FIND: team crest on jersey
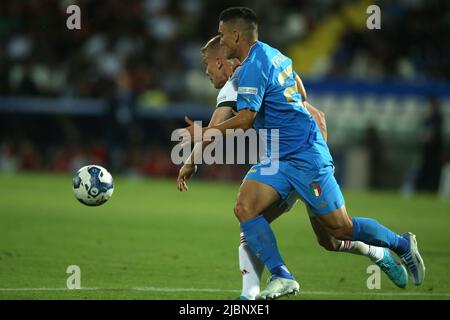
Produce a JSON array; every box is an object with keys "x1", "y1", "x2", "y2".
[{"x1": 310, "y1": 182, "x2": 322, "y2": 197}]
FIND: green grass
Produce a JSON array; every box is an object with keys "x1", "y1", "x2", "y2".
[{"x1": 0, "y1": 172, "x2": 449, "y2": 299}]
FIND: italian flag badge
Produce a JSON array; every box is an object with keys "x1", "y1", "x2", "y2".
[{"x1": 310, "y1": 182, "x2": 322, "y2": 197}]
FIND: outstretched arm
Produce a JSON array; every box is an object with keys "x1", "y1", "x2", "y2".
[
  {"x1": 208, "y1": 108, "x2": 256, "y2": 133},
  {"x1": 181, "y1": 108, "x2": 257, "y2": 144},
  {"x1": 177, "y1": 106, "x2": 234, "y2": 191},
  {"x1": 183, "y1": 107, "x2": 234, "y2": 165}
]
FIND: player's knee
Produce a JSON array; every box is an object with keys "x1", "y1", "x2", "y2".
[
  {"x1": 234, "y1": 201, "x2": 252, "y2": 222},
  {"x1": 328, "y1": 225, "x2": 353, "y2": 240},
  {"x1": 317, "y1": 238, "x2": 339, "y2": 251}
]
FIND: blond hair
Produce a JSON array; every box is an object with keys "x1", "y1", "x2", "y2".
[{"x1": 201, "y1": 35, "x2": 221, "y2": 54}]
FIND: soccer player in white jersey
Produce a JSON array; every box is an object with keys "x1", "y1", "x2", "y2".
[{"x1": 177, "y1": 35, "x2": 408, "y2": 300}]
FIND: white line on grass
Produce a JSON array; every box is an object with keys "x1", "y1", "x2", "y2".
[{"x1": 0, "y1": 287, "x2": 448, "y2": 297}]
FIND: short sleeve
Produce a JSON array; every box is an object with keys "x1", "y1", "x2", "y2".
[
  {"x1": 216, "y1": 79, "x2": 237, "y2": 110},
  {"x1": 236, "y1": 60, "x2": 267, "y2": 112}
]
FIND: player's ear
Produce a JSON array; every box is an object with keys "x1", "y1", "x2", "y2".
[
  {"x1": 216, "y1": 57, "x2": 223, "y2": 70},
  {"x1": 233, "y1": 30, "x2": 240, "y2": 43}
]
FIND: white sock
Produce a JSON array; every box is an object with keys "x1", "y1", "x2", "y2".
[
  {"x1": 338, "y1": 240, "x2": 384, "y2": 262},
  {"x1": 239, "y1": 232, "x2": 264, "y2": 300}
]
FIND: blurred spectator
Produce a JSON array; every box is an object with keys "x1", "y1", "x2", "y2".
[
  {"x1": 0, "y1": 139, "x2": 19, "y2": 173},
  {"x1": 19, "y1": 140, "x2": 42, "y2": 170},
  {"x1": 416, "y1": 97, "x2": 444, "y2": 192},
  {"x1": 329, "y1": 1, "x2": 449, "y2": 81},
  {"x1": 364, "y1": 124, "x2": 384, "y2": 189},
  {"x1": 0, "y1": 0, "x2": 447, "y2": 100},
  {"x1": 0, "y1": 0, "x2": 448, "y2": 186}
]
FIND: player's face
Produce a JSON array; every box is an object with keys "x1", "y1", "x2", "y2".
[
  {"x1": 202, "y1": 53, "x2": 228, "y2": 89},
  {"x1": 218, "y1": 21, "x2": 237, "y2": 59}
]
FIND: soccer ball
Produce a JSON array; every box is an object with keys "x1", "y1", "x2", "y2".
[{"x1": 72, "y1": 165, "x2": 114, "y2": 206}]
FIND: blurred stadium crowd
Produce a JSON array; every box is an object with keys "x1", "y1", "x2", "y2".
[
  {"x1": 1, "y1": 0, "x2": 448, "y2": 98},
  {"x1": 0, "y1": 0, "x2": 449, "y2": 191}
]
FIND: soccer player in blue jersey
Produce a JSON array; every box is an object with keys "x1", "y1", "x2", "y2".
[
  {"x1": 178, "y1": 35, "x2": 410, "y2": 300},
  {"x1": 179, "y1": 8, "x2": 425, "y2": 299}
]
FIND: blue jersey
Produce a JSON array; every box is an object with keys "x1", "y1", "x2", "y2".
[{"x1": 236, "y1": 41, "x2": 332, "y2": 167}]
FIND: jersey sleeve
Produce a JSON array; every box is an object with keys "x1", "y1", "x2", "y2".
[
  {"x1": 236, "y1": 59, "x2": 267, "y2": 112},
  {"x1": 216, "y1": 80, "x2": 237, "y2": 110}
]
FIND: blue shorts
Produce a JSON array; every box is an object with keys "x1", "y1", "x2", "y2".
[{"x1": 244, "y1": 160, "x2": 345, "y2": 215}]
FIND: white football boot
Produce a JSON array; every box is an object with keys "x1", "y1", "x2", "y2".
[{"x1": 256, "y1": 276, "x2": 300, "y2": 300}]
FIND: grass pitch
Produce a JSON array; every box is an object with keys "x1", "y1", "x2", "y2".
[{"x1": 0, "y1": 172, "x2": 449, "y2": 300}]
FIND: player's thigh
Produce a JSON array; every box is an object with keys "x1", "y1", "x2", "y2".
[
  {"x1": 236, "y1": 162, "x2": 293, "y2": 222},
  {"x1": 235, "y1": 179, "x2": 281, "y2": 222},
  {"x1": 285, "y1": 163, "x2": 353, "y2": 238}
]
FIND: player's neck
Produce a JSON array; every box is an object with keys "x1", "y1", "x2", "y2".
[
  {"x1": 231, "y1": 62, "x2": 240, "y2": 74},
  {"x1": 239, "y1": 40, "x2": 258, "y2": 62}
]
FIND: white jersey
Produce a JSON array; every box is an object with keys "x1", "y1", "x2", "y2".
[{"x1": 215, "y1": 66, "x2": 240, "y2": 110}]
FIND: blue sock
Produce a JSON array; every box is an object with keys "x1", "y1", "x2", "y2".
[
  {"x1": 241, "y1": 215, "x2": 294, "y2": 280},
  {"x1": 270, "y1": 265, "x2": 295, "y2": 280},
  {"x1": 352, "y1": 217, "x2": 410, "y2": 256}
]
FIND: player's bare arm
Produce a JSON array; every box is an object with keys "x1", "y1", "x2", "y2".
[
  {"x1": 181, "y1": 108, "x2": 256, "y2": 143},
  {"x1": 293, "y1": 73, "x2": 327, "y2": 142},
  {"x1": 294, "y1": 73, "x2": 307, "y2": 101},
  {"x1": 304, "y1": 101, "x2": 327, "y2": 142},
  {"x1": 208, "y1": 108, "x2": 256, "y2": 132},
  {"x1": 177, "y1": 106, "x2": 234, "y2": 191}
]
